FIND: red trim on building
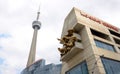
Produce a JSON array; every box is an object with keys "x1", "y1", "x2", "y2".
[{"x1": 80, "y1": 11, "x2": 119, "y2": 32}]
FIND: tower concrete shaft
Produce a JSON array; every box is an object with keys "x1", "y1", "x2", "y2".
[{"x1": 27, "y1": 27, "x2": 39, "y2": 67}]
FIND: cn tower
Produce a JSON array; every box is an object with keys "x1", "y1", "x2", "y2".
[{"x1": 26, "y1": 7, "x2": 41, "y2": 67}]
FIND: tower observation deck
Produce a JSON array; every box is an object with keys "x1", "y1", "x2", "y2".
[{"x1": 26, "y1": 8, "x2": 41, "y2": 67}]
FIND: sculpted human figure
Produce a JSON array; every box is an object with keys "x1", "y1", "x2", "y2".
[
  {"x1": 58, "y1": 37, "x2": 68, "y2": 56},
  {"x1": 58, "y1": 29, "x2": 77, "y2": 56}
]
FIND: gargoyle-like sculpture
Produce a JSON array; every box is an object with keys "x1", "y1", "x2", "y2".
[{"x1": 58, "y1": 29, "x2": 77, "y2": 56}]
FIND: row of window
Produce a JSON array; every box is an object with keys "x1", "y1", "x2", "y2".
[
  {"x1": 94, "y1": 39, "x2": 115, "y2": 52},
  {"x1": 66, "y1": 58, "x2": 120, "y2": 74},
  {"x1": 65, "y1": 29, "x2": 119, "y2": 74},
  {"x1": 101, "y1": 57, "x2": 120, "y2": 74},
  {"x1": 66, "y1": 61, "x2": 88, "y2": 74},
  {"x1": 109, "y1": 29, "x2": 120, "y2": 38},
  {"x1": 91, "y1": 28, "x2": 120, "y2": 45},
  {"x1": 90, "y1": 29, "x2": 110, "y2": 41},
  {"x1": 109, "y1": 30, "x2": 120, "y2": 45}
]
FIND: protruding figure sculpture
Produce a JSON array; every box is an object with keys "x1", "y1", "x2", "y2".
[{"x1": 58, "y1": 29, "x2": 77, "y2": 56}]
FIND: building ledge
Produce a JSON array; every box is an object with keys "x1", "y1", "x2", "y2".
[{"x1": 60, "y1": 42, "x2": 83, "y2": 62}]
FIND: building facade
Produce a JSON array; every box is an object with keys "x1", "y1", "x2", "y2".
[
  {"x1": 59, "y1": 7, "x2": 120, "y2": 74},
  {"x1": 21, "y1": 59, "x2": 62, "y2": 74}
]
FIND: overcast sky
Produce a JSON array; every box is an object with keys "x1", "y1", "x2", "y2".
[{"x1": 0, "y1": 0, "x2": 120, "y2": 74}]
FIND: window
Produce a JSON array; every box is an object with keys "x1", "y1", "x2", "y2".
[
  {"x1": 118, "y1": 47, "x2": 120, "y2": 50},
  {"x1": 91, "y1": 29, "x2": 110, "y2": 41},
  {"x1": 66, "y1": 61, "x2": 89, "y2": 74},
  {"x1": 109, "y1": 29, "x2": 120, "y2": 37},
  {"x1": 101, "y1": 57, "x2": 120, "y2": 74},
  {"x1": 113, "y1": 38, "x2": 120, "y2": 45},
  {"x1": 95, "y1": 40, "x2": 115, "y2": 52}
]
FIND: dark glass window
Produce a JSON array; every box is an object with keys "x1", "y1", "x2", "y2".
[
  {"x1": 95, "y1": 40, "x2": 115, "y2": 52},
  {"x1": 101, "y1": 57, "x2": 120, "y2": 74},
  {"x1": 66, "y1": 61, "x2": 89, "y2": 74},
  {"x1": 109, "y1": 29, "x2": 120, "y2": 37},
  {"x1": 113, "y1": 38, "x2": 120, "y2": 45},
  {"x1": 91, "y1": 29, "x2": 110, "y2": 41},
  {"x1": 118, "y1": 47, "x2": 120, "y2": 50}
]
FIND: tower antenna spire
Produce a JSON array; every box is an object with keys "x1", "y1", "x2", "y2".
[{"x1": 36, "y1": 4, "x2": 41, "y2": 21}]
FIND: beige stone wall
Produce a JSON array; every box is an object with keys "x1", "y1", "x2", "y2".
[
  {"x1": 61, "y1": 8, "x2": 78, "y2": 37},
  {"x1": 60, "y1": 7, "x2": 120, "y2": 74}
]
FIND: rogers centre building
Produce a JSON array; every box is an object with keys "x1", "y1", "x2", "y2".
[{"x1": 60, "y1": 7, "x2": 120, "y2": 74}]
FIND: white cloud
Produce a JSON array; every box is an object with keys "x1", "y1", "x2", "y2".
[{"x1": 0, "y1": 0, "x2": 120, "y2": 74}]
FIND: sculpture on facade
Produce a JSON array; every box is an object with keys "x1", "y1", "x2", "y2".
[{"x1": 58, "y1": 29, "x2": 77, "y2": 56}]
